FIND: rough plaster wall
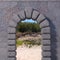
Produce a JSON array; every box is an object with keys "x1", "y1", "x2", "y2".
[
  {"x1": 0, "y1": 1, "x2": 60, "y2": 60},
  {"x1": 0, "y1": 0, "x2": 60, "y2": 1},
  {"x1": 0, "y1": 2, "x2": 17, "y2": 60}
]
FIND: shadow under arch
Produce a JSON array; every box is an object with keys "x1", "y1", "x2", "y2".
[{"x1": 46, "y1": 17, "x2": 57, "y2": 60}]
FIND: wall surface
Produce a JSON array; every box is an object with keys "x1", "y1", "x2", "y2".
[{"x1": 0, "y1": 1, "x2": 60, "y2": 60}]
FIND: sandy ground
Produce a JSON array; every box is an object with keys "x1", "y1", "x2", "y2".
[{"x1": 16, "y1": 45, "x2": 42, "y2": 60}]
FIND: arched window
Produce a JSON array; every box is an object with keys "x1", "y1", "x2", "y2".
[{"x1": 8, "y1": 8, "x2": 51, "y2": 60}]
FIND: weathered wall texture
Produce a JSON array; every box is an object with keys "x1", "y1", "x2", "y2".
[{"x1": 0, "y1": 1, "x2": 60, "y2": 60}]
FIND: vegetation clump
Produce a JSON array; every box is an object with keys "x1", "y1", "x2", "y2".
[
  {"x1": 16, "y1": 22, "x2": 41, "y2": 48},
  {"x1": 16, "y1": 39, "x2": 41, "y2": 48},
  {"x1": 16, "y1": 22, "x2": 41, "y2": 33}
]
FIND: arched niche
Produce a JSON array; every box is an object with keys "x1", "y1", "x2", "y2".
[{"x1": 8, "y1": 7, "x2": 51, "y2": 60}]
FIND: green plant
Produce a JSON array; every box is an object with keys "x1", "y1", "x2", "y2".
[
  {"x1": 16, "y1": 39, "x2": 41, "y2": 47},
  {"x1": 16, "y1": 40, "x2": 23, "y2": 47},
  {"x1": 16, "y1": 22, "x2": 41, "y2": 33}
]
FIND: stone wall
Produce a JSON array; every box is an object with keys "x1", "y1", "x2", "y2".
[{"x1": 0, "y1": 1, "x2": 60, "y2": 60}]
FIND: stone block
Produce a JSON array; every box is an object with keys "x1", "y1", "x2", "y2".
[
  {"x1": 40, "y1": 19, "x2": 49, "y2": 28},
  {"x1": 9, "y1": 20, "x2": 17, "y2": 27},
  {"x1": 8, "y1": 40, "x2": 15, "y2": 45},
  {"x1": 41, "y1": 27, "x2": 50, "y2": 34},
  {"x1": 8, "y1": 58, "x2": 15, "y2": 60},
  {"x1": 37, "y1": 14, "x2": 45, "y2": 23},
  {"x1": 8, "y1": 46, "x2": 15, "y2": 51},
  {"x1": 8, "y1": 27, "x2": 16, "y2": 33},
  {"x1": 42, "y1": 58, "x2": 51, "y2": 60},
  {"x1": 8, "y1": 34, "x2": 16, "y2": 39},
  {"x1": 25, "y1": 7, "x2": 33, "y2": 19},
  {"x1": 8, "y1": 51, "x2": 16, "y2": 56},
  {"x1": 13, "y1": 14, "x2": 21, "y2": 23},
  {"x1": 42, "y1": 34, "x2": 50, "y2": 39},
  {"x1": 18, "y1": 10, "x2": 25, "y2": 20},
  {"x1": 32, "y1": 10, "x2": 40, "y2": 20},
  {"x1": 42, "y1": 46, "x2": 51, "y2": 50},
  {"x1": 42, "y1": 40, "x2": 51, "y2": 45},
  {"x1": 42, "y1": 51, "x2": 51, "y2": 56}
]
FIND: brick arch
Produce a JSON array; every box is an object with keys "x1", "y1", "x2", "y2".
[{"x1": 8, "y1": 8, "x2": 51, "y2": 60}]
